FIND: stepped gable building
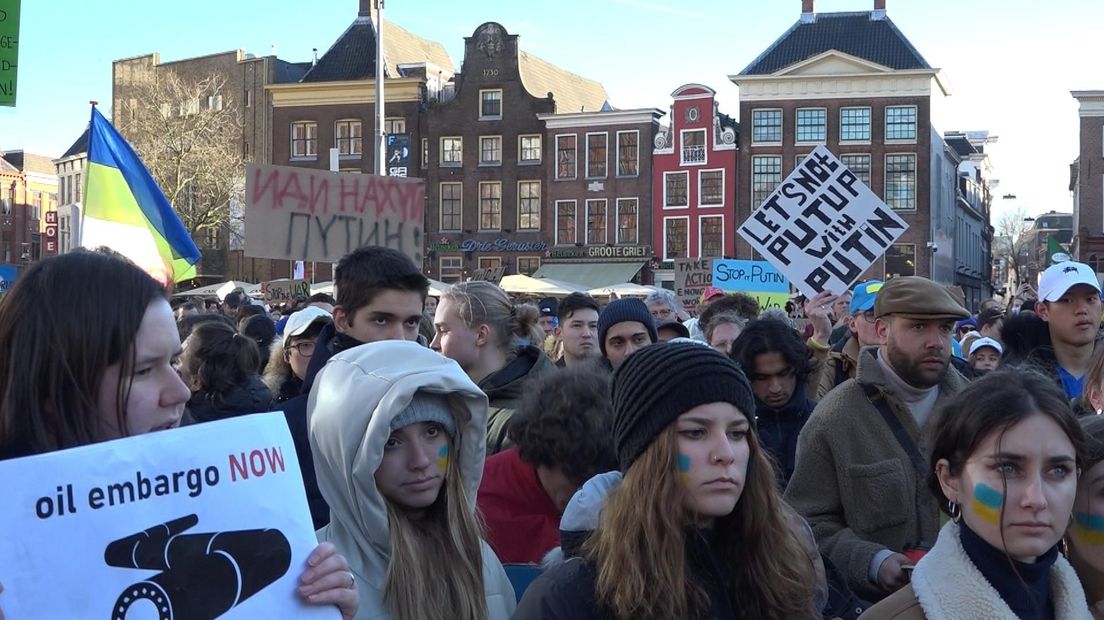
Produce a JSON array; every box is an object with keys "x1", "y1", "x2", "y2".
[
  {"x1": 731, "y1": 0, "x2": 961, "y2": 284},
  {"x1": 423, "y1": 22, "x2": 608, "y2": 283}
]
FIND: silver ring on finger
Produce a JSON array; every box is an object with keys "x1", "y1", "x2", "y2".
[{"x1": 348, "y1": 571, "x2": 356, "y2": 589}]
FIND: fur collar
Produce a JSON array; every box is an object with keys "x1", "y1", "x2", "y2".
[{"x1": 912, "y1": 522, "x2": 1091, "y2": 620}]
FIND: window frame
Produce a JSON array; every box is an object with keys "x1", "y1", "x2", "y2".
[
  {"x1": 517, "y1": 180, "x2": 542, "y2": 231},
  {"x1": 478, "y1": 181, "x2": 503, "y2": 231},
  {"x1": 518, "y1": 134, "x2": 542, "y2": 165},
  {"x1": 751, "y1": 108, "x2": 783, "y2": 145},
  {"x1": 884, "y1": 243, "x2": 917, "y2": 277},
  {"x1": 479, "y1": 135, "x2": 503, "y2": 166},
  {"x1": 840, "y1": 106, "x2": 872, "y2": 143},
  {"x1": 616, "y1": 130, "x2": 640, "y2": 177},
  {"x1": 615, "y1": 197, "x2": 639, "y2": 245},
  {"x1": 585, "y1": 198, "x2": 609, "y2": 245},
  {"x1": 663, "y1": 216, "x2": 690, "y2": 261},
  {"x1": 840, "y1": 154, "x2": 872, "y2": 189},
  {"x1": 664, "y1": 171, "x2": 689, "y2": 209},
  {"x1": 680, "y1": 128, "x2": 708, "y2": 166},
  {"x1": 439, "y1": 182, "x2": 463, "y2": 232},
  {"x1": 699, "y1": 214, "x2": 725, "y2": 258},
  {"x1": 884, "y1": 153, "x2": 917, "y2": 211},
  {"x1": 698, "y1": 169, "x2": 725, "y2": 207},
  {"x1": 555, "y1": 134, "x2": 577, "y2": 180},
  {"x1": 290, "y1": 121, "x2": 318, "y2": 160},
  {"x1": 885, "y1": 105, "x2": 918, "y2": 142},
  {"x1": 479, "y1": 89, "x2": 503, "y2": 120},
  {"x1": 751, "y1": 155, "x2": 783, "y2": 209},
  {"x1": 795, "y1": 107, "x2": 827, "y2": 144},
  {"x1": 586, "y1": 132, "x2": 608, "y2": 179},
  {"x1": 440, "y1": 136, "x2": 463, "y2": 167},
  {"x1": 334, "y1": 119, "x2": 363, "y2": 158},
  {"x1": 517, "y1": 256, "x2": 541, "y2": 276},
  {"x1": 555, "y1": 200, "x2": 578, "y2": 246},
  {"x1": 439, "y1": 256, "x2": 463, "y2": 283}
]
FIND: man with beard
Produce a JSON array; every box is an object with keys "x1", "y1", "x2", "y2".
[{"x1": 784, "y1": 276, "x2": 970, "y2": 602}]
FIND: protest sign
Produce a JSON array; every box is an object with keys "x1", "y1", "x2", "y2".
[
  {"x1": 674, "y1": 257, "x2": 713, "y2": 311},
  {"x1": 711, "y1": 259, "x2": 790, "y2": 312},
  {"x1": 0, "y1": 413, "x2": 337, "y2": 619},
  {"x1": 738, "y1": 145, "x2": 908, "y2": 296},
  {"x1": 262, "y1": 278, "x2": 311, "y2": 304},
  {"x1": 245, "y1": 163, "x2": 425, "y2": 267}
]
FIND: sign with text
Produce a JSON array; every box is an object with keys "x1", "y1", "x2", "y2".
[
  {"x1": 712, "y1": 259, "x2": 790, "y2": 315},
  {"x1": 0, "y1": 263, "x2": 15, "y2": 293},
  {"x1": 0, "y1": 413, "x2": 336, "y2": 619},
  {"x1": 0, "y1": 0, "x2": 18, "y2": 106},
  {"x1": 262, "y1": 278, "x2": 310, "y2": 303},
  {"x1": 386, "y1": 134, "x2": 411, "y2": 178},
  {"x1": 245, "y1": 163, "x2": 425, "y2": 267},
  {"x1": 674, "y1": 257, "x2": 713, "y2": 311},
  {"x1": 737, "y1": 145, "x2": 908, "y2": 296}
]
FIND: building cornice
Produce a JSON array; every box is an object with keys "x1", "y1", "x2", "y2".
[
  {"x1": 1072, "y1": 91, "x2": 1104, "y2": 117},
  {"x1": 268, "y1": 77, "x2": 423, "y2": 108},
  {"x1": 731, "y1": 69, "x2": 944, "y2": 102},
  {"x1": 537, "y1": 108, "x2": 664, "y2": 128}
]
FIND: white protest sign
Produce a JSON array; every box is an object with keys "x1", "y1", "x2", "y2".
[
  {"x1": 0, "y1": 413, "x2": 337, "y2": 620},
  {"x1": 738, "y1": 145, "x2": 908, "y2": 296}
]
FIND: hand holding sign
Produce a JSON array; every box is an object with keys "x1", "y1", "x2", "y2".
[{"x1": 299, "y1": 542, "x2": 358, "y2": 619}]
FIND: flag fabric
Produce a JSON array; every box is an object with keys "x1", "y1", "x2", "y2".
[
  {"x1": 82, "y1": 106, "x2": 201, "y2": 284},
  {"x1": 1047, "y1": 235, "x2": 1070, "y2": 265}
]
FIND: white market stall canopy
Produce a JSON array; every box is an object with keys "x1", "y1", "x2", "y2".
[
  {"x1": 172, "y1": 280, "x2": 255, "y2": 300},
  {"x1": 532, "y1": 261, "x2": 646, "y2": 290},
  {"x1": 587, "y1": 282, "x2": 659, "y2": 297},
  {"x1": 499, "y1": 274, "x2": 586, "y2": 296}
]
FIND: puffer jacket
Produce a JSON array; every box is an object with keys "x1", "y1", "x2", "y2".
[
  {"x1": 307, "y1": 340, "x2": 516, "y2": 620},
  {"x1": 184, "y1": 374, "x2": 275, "y2": 424},
  {"x1": 480, "y1": 345, "x2": 557, "y2": 455}
]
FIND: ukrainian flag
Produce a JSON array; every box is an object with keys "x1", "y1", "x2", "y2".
[{"x1": 82, "y1": 106, "x2": 201, "y2": 285}]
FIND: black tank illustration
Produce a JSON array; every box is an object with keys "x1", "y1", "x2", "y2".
[{"x1": 104, "y1": 514, "x2": 292, "y2": 619}]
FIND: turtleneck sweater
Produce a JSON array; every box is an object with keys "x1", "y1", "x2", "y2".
[
  {"x1": 959, "y1": 520, "x2": 1057, "y2": 620},
  {"x1": 876, "y1": 351, "x2": 940, "y2": 429}
]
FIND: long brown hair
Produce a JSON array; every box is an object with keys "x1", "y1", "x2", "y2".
[
  {"x1": 585, "y1": 423, "x2": 816, "y2": 619},
  {"x1": 382, "y1": 434, "x2": 487, "y2": 620}
]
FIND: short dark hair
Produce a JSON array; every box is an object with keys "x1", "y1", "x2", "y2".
[
  {"x1": 334, "y1": 246, "x2": 428, "y2": 315},
  {"x1": 180, "y1": 321, "x2": 261, "y2": 397},
  {"x1": 235, "y1": 302, "x2": 266, "y2": 327},
  {"x1": 223, "y1": 291, "x2": 244, "y2": 309},
  {"x1": 557, "y1": 292, "x2": 601, "y2": 322},
  {"x1": 977, "y1": 307, "x2": 1004, "y2": 330},
  {"x1": 308, "y1": 292, "x2": 336, "y2": 306},
  {"x1": 508, "y1": 360, "x2": 618, "y2": 486},
  {"x1": 240, "y1": 314, "x2": 277, "y2": 370},
  {"x1": 730, "y1": 318, "x2": 817, "y2": 383},
  {"x1": 177, "y1": 312, "x2": 235, "y2": 342}
]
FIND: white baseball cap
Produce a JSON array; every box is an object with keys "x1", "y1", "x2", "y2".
[
  {"x1": 282, "y1": 306, "x2": 332, "y2": 343},
  {"x1": 1038, "y1": 261, "x2": 1100, "y2": 302},
  {"x1": 969, "y1": 337, "x2": 1003, "y2": 357}
]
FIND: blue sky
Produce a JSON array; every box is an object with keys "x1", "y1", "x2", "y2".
[{"x1": 1, "y1": 0, "x2": 1097, "y2": 221}]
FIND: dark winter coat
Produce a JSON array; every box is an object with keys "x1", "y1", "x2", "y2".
[
  {"x1": 754, "y1": 383, "x2": 816, "y2": 487},
  {"x1": 184, "y1": 374, "x2": 275, "y2": 424},
  {"x1": 480, "y1": 345, "x2": 557, "y2": 455}
]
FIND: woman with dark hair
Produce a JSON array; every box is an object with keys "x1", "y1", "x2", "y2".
[
  {"x1": 861, "y1": 370, "x2": 1091, "y2": 619},
  {"x1": 1067, "y1": 415, "x2": 1104, "y2": 617},
  {"x1": 180, "y1": 321, "x2": 275, "y2": 423},
  {"x1": 0, "y1": 249, "x2": 356, "y2": 618},
  {"x1": 515, "y1": 342, "x2": 821, "y2": 620},
  {"x1": 240, "y1": 313, "x2": 277, "y2": 373}
]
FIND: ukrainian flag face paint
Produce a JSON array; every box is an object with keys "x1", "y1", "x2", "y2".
[
  {"x1": 437, "y1": 444, "x2": 449, "y2": 473},
  {"x1": 1074, "y1": 512, "x2": 1104, "y2": 546},
  {"x1": 677, "y1": 454, "x2": 691, "y2": 485},
  {"x1": 972, "y1": 483, "x2": 1003, "y2": 526}
]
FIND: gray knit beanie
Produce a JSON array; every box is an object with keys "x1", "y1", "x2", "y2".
[
  {"x1": 390, "y1": 391, "x2": 457, "y2": 437},
  {"x1": 611, "y1": 342, "x2": 756, "y2": 471}
]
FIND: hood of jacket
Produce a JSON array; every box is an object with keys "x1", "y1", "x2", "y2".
[
  {"x1": 478, "y1": 344, "x2": 556, "y2": 409},
  {"x1": 307, "y1": 340, "x2": 490, "y2": 586},
  {"x1": 187, "y1": 375, "x2": 275, "y2": 423}
]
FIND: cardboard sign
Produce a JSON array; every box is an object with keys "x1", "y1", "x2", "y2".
[
  {"x1": 470, "y1": 266, "x2": 505, "y2": 284},
  {"x1": 245, "y1": 163, "x2": 425, "y2": 267},
  {"x1": 711, "y1": 259, "x2": 790, "y2": 314},
  {"x1": 262, "y1": 278, "x2": 311, "y2": 303},
  {"x1": 674, "y1": 258, "x2": 713, "y2": 311},
  {"x1": 738, "y1": 145, "x2": 908, "y2": 296},
  {"x1": 0, "y1": 413, "x2": 337, "y2": 619},
  {"x1": 0, "y1": 0, "x2": 18, "y2": 106}
]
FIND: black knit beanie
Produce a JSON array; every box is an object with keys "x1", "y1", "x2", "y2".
[
  {"x1": 598, "y1": 298, "x2": 658, "y2": 356},
  {"x1": 611, "y1": 341, "x2": 756, "y2": 471}
]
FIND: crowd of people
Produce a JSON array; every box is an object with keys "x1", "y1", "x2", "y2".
[{"x1": 2, "y1": 244, "x2": 1104, "y2": 619}]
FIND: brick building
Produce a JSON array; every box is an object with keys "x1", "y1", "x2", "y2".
[
  {"x1": 1071, "y1": 91, "x2": 1104, "y2": 273},
  {"x1": 651, "y1": 84, "x2": 739, "y2": 287},
  {"x1": 0, "y1": 151, "x2": 57, "y2": 267},
  {"x1": 422, "y1": 22, "x2": 608, "y2": 283},
  {"x1": 533, "y1": 108, "x2": 662, "y2": 287},
  {"x1": 53, "y1": 129, "x2": 88, "y2": 254},
  {"x1": 731, "y1": 0, "x2": 959, "y2": 283}
]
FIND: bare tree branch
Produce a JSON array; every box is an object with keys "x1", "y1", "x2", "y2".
[{"x1": 994, "y1": 206, "x2": 1033, "y2": 288}]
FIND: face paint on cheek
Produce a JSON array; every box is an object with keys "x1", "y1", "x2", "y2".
[
  {"x1": 972, "y1": 483, "x2": 1003, "y2": 526},
  {"x1": 437, "y1": 444, "x2": 449, "y2": 473},
  {"x1": 1074, "y1": 512, "x2": 1104, "y2": 545},
  {"x1": 677, "y1": 454, "x2": 690, "y2": 485}
]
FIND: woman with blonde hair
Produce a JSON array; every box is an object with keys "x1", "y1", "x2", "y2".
[
  {"x1": 308, "y1": 340, "x2": 515, "y2": 620},
  {"x1": 430, "y1": 281, "x2": 555, "y2": 454},
  {"x1": 515, "y1": 342, "x2": 820, "y2": 620}
]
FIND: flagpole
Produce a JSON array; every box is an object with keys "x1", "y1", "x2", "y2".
[{"x1": 375, "y1": 0, "x2": 386, "y2": 177}]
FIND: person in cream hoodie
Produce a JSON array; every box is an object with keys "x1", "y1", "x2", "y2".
[{"x1": 307, "y1": 340, "x2": 516, "y2": 620}]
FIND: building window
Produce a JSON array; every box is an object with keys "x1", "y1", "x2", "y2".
[
  {"x1": 795, "y1": 108, "x2": 826, "y2": 143},
  {"x1": 616, "y1": 198, "x2": 638, "y2": 244},
  {"x1": 586, "y1": 133, "x2": 607, "y2": 178},
  {"x1": 440, "y1": 256, "x2": 463, "y2": 283},
  {"x1": 556, "y1": 135, "x2": 577, "y2": 180},
  {"x1": 291, "y1": 121, "x2": 317, "y2": 159},
  {"x1": 207, "y1": 94, "x2": 223, "y2": 111},
  {"x1": 440, "y1": 182, "x2": 462, "y2": 232},
  {"x1": 664, "y1": 217, "x2": 689, "y2": 260},
  {"x1": 518, "y1": 180, "x2": 541, "y2": 231},
  {"x1": 479, "y1": 182, "x2": 502, "y2": 230},
  {"x1": 616, "y1": 130, "x2": 639, "y2": 177},
  {"x1": 841, "y1": 154, "x2": 871, "y2": 188},
  {"x1": 422, "y1": 138, "x2": 429, "y2": 167},
  {"x1": 441, "y1": 137, "x2": 462, "y2": 167},
  {"x1": 886, "y1": 106, "x2": 918, "y2": 141},
  {"x1": 699, "y1": 170, "x2": 724, "y2": 206},
  {"x1": 518, "y1": 257, "x2": 541, "y2": 276},
  {"x1": 204, "y1": 227, "x2": 219, "y2": 249},
  {"x1": 480, "y1": 136, "x2": 502, "y2": 165},
  {"x1": 586, "y1": 199, "x2": 608, "y2": 244},
  {"x1": 752, "y1": 109, "x2": 782, "y2": 144},
  {"x1": 519, "y1": 135, "x2": 542, "y2": 164},
  {"x1": 751, "y1": 155, "x2": 783, "y2": 208},
  {"x1": 885, "y1": 244, "x2": 916, "y2": 277},
  {"x1": 478, "y1": 256, "x2": 502, "y2": 270},
  {"x1": 244, "y1": 90, "x2": 253, "y2": 108},
  {"x1": 681, "y1": 129, "x2": 706, "y2": 165},
  {"x1": 885, "y1": 154, "x2": 917, "y2": 210},
  {"x1": 480, "y1": 89, "x2": 502, "y2": 119},
  {"x1": 335, "y1": 120, "x2": 362, "y2": 156},
  {"x1": 701, "y1": 216, "x2": 724, "y2": 258},
  {"x1": 665, "y1": 171, "x2": 688, "y2": 207},
  {"x1": 384, "y1": 118, "x2": 406, "y2": 134},
  {"x1": 840, "y1": 107, "x2": 871, "y2": 142},
  {"x1": 556, "y1": 200, "x2": 577, "y2": 245}
]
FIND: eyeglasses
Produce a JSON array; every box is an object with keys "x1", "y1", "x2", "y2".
[
  {"x1": 286, "y1": 341, "x2": 316, "y2": 357},
  {"x1": 651, "y1": 308, "x2": 674, "y2": 319},
  {"x1": 860, "y1": 310, "x2": 877, "y2": 323}
]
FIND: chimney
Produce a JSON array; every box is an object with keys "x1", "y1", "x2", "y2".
[
  {"x1": 801, "y1": 0, "x2": 816, "y2": 23},
  {"x1": 359, "y1": 0, "x2": 374, "y2": 18},
  {"x1": 875, "y1": 0, "x2": 886, "y2": 9},
  {"x1": 872, "y1": 0, "x2": 887, "y2": 19}
]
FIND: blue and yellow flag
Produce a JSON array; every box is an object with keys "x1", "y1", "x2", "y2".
[{"x1": 82, "y1": 106, "x2": 201, "y2": 284}]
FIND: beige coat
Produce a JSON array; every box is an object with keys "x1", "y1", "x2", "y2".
[
  {"x1": 860, "y1": 522, "x2": 1091, "y2": 620},
  {"x1": 784, "y1": 347, "x2": 968, "y2": 599}
]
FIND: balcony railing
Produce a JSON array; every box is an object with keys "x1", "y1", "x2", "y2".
[{"x1": 681, "y1": 145, "x2": 706, "y2": 165}]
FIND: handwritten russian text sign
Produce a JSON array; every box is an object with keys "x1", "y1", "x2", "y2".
[
  {"x1": 245, "y1": 164, "x2": 425, "y2": 267},
  {"x1": 0, "y1": 413, "x2": 336, "y2": 619},
  {"x1": 738, "y1": 145, "x2": 908, "y2": 296}
]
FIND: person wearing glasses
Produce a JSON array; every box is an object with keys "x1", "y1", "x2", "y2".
[
  {"x1": 814, "y1": 281, "x2": 883, "y2": 400},
  {"x1": 644, "y1": 289, "x2": 682, "y2": 323},
  {"x1": 264, "y1": 306, "x2": 333, "y2": 403}
]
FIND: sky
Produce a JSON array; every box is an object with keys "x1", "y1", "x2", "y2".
[{"x1": 0, "y1": 0, "x2": 1098, "y2": 223}]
